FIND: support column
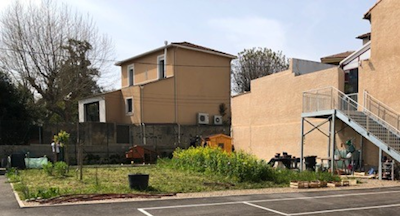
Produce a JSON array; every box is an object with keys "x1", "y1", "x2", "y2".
[
  {"x1": 300, "y1": 117, "x2": 304, "y2": 171},
  {"x1": 379, "y1": 148, "x2": 382, "y2": 180},
  {"x1": 327, "y1": 118, "x2": 332, "y2": 157},
  {"x1": 330, "y1": 111, "x2": 336, "y2": 174},
  {"x1": 359, "y1": 135, "x2": 363, "y2": 172}
]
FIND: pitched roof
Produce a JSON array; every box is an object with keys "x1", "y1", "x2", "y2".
[
  {"x1": 320, "y1": 51, "x2": 354, "y2": 65},
  {"x1": 171, "y1": 42, "x2": 235, "y2": 58},
  {"x1": 356, "y1": 32, "x2": 371, "y2": 39},
  {"x1": 115, "y1": 42, "x2": 236, "y2": 66},
  {"x1": 364, "y1": 0, "x2": 383, "y2": 20}
]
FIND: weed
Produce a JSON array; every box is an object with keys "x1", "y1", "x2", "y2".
[
  {"x1": 54, "y1": 161, "x2": 68, "y2": 177},
  {"x1": 42, "y1": 162, "x2": 53, "y2": 176}
]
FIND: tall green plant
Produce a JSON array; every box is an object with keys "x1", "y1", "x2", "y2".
[
  {"x1": 54, "y1": 130, "x2": 70, "y2": 165},
  {"x1": 170, "y1": 147, "x2": 274, "y2": 182}
]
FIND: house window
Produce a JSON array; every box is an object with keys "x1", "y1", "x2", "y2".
[
  {"x1": 126, "y1": 98, "x2": 133, "y2": 114},
  {"x1": 128, "y1": 65, "x2": 134, "y2": 86},
  {"x1": 85, "y1": 102, "x2": 100, "y2": 122},
  {"x1": 157, "y1": 55, "x2": 166, "y2": 79}
]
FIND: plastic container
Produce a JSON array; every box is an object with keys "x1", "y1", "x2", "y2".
[{"x1": 128, "y1": 174, "x2": 149, "y2": 190}]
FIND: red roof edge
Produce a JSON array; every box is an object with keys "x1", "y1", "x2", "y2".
[{"x1": 364, "y1": 0, "x2": 383, "y2": 20}]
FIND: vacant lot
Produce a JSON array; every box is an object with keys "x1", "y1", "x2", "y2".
[{"x1": 10, "y1": 164, "x2": 283, "y2": 200}]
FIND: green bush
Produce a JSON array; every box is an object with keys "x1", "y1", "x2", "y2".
[
  {"x1": 164, "y1": 147, "x2": 341, "y2": 184},
  {"x1": 54, "y1": 161, "x2": 68, "y2": 177},
  {"x1": 33, "y1": 187, "x2": 60, "y2": 199},
  {"x1": 42, "y1": 162, "x2": 53, "y2": 176},
  {"x1": 167, "y1": 147, "x2": 274, "y2": 182},
  {"x1": 6, "y1": 168, "x2": 21, "y2": 183}
]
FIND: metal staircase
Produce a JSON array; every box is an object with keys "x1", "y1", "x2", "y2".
[{"x1": 302, "y1": 87, "x2": 400, "y2": 165}]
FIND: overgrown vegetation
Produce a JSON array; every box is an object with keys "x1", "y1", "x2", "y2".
[
  {"x1": 164, "y1": 147, "x2": 340, "y2": 184},
  {"x1": 7, "y1": 147, "x2": 340, "y2": 200}
]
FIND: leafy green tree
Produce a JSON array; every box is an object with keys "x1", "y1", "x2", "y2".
[
  {"x1": 0, "y1": 71, "x2": 38, "y2": 144},
  {"x1": 232, "y1": 48, "x2": 289, "y2": 93}
]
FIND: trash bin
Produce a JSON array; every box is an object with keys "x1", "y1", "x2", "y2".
[
  {"x1": 11, "y1": 154, "x2": 26, "y2": 169},
  {"x1": 128, "y1": 174, "x2": 149, "y2": 190},
  {"x1": 304, "y1": 156, "x2": 317, "y2": 171}
]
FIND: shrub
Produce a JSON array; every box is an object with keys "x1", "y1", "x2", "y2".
[
  {"x1": 54, "y1": 161, "x2": 68, "y2": 177},
  {"x1": 42, "y1": 161, "x2": 53, "y2": 176},
  {"x1": 33, "y1": 187, "x2": 60, "y2": 199},
  {"x1": 6, "y1": 168, "x2": 21, "y2": 183},
  {"x1": 168, "y1": 147, "x2": 274, "y2": 182}
]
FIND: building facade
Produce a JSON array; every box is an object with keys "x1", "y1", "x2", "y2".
[
  {"x1": 79, "y1": 42, "x2": 236, "y2": 126},
  {"x1": 232, "y1": 0, "x2": 400, "y2": 170}
]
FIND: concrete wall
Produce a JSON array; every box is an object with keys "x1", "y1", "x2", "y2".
[
  {"x1": 175, "y1": 47, "x2": 232, "y2": 125},
  {"x1": 142, "y1": 78, "x2": 175, "y2": 123},
  {"x1": 358, "y1": 0, "x2": 400, "y2": 111},
  {"x1": 354, "y1": 0, "x2": 400, "y2": 167},
  {"x1": 120, "y1": 49, "x2": 175, "y2": 87},
  {"x1": 121, "y1": 86, "x2": 141, "y2": 124},
  {"x1": 96, "y1": 46, "x2": 232, "y2": 125},
  {"x1": 0, "y1": 123, "x2": 229, "y2": 165},
  {"x1": 232, "y1": 0, "x2": 400, "y2": 167},
  {"x1": 104, "y1": 90, "x2": 122, "y2": 123},
  {"x1": 232, "y1": 66, "x2": 344, "y2": 161},
  {"x1": 291, "y1": 58, "x2": 335, "y2": 76}
]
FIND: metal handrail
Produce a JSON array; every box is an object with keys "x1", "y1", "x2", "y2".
[
  {"x1": 364, "y1": 90, "x2": 400, "y2": 130},
  {"x1": 303, "y1": 86, "x2": 400, "y2": 137}
]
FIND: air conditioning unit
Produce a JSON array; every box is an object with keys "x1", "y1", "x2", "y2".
[
  {"x1": 214, "y1": 115, "x2": 223, "y2": 125},
  {"x1": 197, "y1": 113, "x2": 209, "y2": 125}
]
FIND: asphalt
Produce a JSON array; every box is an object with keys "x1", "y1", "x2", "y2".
[{"x1": 2, "y1": 175, "x2": 400, "y2": 216}]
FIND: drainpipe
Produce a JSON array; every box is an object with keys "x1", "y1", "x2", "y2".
[
  {"x1": 142, "y1": 123, "x2": 146, "y2": 145},
  {"x1": 173, "y1": 44, "x2": 180, "y2": 145},
  {"x1": 140, "y1": 85, "x2": 146, "y2": 145}
]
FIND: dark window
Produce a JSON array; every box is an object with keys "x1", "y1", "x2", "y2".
[
  {"x1": 159, "y1": 58, "x2": 165, "y2": 79},
  {"x1": 126, "y1": 98, "x2": 133, "y2": 113},
  {"x1": 85, "y1": 102, "x2": 100, "y2": 122},
  {"x1": 218, "y1": 143, "x2": 224, "y2": 149},
  {"x1": 344, "y1": 68, "x2": 358, "y2": 94},
  {"x1": 128, "y1": 66, "x2": 134, "y2": 86}
]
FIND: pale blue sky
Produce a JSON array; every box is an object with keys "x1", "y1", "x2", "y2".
[{"x1": 0, "y1": 0, "x2": 377, "y2": 88}]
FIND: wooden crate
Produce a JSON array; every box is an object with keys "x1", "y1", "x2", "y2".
[
  {"x1": 309, "y1": 181, "x2": 321, "y2": 188},
  {"x1": 290, "y1": 181, "x2": 309, "y2": 189},
  {"x1": 319, "y1": 181, "x2": 327, "y2": 188},
  {"x1": 327, "y1": 181, "x2": 342, "y2": 187},
  {"x1": 342, "y1": 180, "x2": 350, "y2": 186}
]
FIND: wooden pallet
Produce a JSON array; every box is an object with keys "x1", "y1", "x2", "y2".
[
  {"x1": 290, "y1": 181, "x2": 309, "y2": 189},
  {"x1": 327, "y1": 181, "x2": 342, "y2": 187}
]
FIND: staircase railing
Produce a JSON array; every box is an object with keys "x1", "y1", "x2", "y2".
[
  {"x1": 303, "y1": 87, "x2": 400, "y2": 151},
  {"x1": 364, "y1": 91, "x2": 400, "y2": 131}
]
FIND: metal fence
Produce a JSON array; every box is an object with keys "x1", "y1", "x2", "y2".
[{"x1": 303, "y1": 86, "x2": 400, "y2": 152}]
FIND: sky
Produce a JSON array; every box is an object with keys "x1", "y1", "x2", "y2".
[{"x1": 0, "y1": 0, "x2": 377, "y2": 89}]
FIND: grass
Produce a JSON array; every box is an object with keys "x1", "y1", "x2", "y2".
[
  {"x1": 8, "y1": 147, "x2": 341, "y2": 200},
  {"x1": 10, "y1": 164, "x2": 284, "y2": 200}
]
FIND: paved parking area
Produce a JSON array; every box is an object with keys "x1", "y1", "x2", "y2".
[
  {"x1": 2, "y1": 175, "x2": 400, "y2": 216},
  {"x1": 137, "y1": 188, "x2": 400, "y2": 216}
]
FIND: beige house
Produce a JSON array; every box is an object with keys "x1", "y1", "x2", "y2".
[
  {"x1": 232, "y1": 0, "x2": 400, "y2": 175},
  {"x1": 79, "y1": 42, "x2": 235, "y2": 125}
]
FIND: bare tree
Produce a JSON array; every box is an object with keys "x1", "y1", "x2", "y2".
[
  {"x1": 232, "y1": 47, "x2": 289, "y2": 93},
  {"x1": 0, "y1": 0, "x2": 114, "y2": 122}
]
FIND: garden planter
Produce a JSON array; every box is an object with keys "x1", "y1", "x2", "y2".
[
  {"x1": 290, "y1": 181, "x2": 309, "y2": 189},
  {"x1": 128, "y1": 174, "x2": 149, "y2": 190},
  {"x1": 327, "y1": 181, "x2": 341, "y2": 187}
]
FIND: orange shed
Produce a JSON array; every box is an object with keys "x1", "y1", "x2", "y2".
[
  {"x1": 125, "y1": 145, "x2": 158, "y2": 163},
  {"x1": 202, "y1": 134, "x2": 233, "y2": 153}
]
